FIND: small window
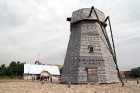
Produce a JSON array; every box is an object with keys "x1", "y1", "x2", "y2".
[
  {"x1": 84, "y1": 62, "x2": 87, "y2": 64},
  {"x1": 89, "y1": 46, "x2": 93, "y2": 53}
]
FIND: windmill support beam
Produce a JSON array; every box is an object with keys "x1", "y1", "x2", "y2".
[
  {"x1": 92, "y1": 6, "x2": 123, "y2": 85},
  {"x1": 104, "y1": 16, "x2": 123, "y2": 85},
  {"x1": 92, "y1": 6, "x2": 114, "y2": 57}
]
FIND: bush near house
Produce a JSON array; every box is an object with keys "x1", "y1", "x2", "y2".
[{"x1": 131, "y1": 67, "x2": 140, "y2": 78}]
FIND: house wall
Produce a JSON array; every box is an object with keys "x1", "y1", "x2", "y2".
[{"x1": 23, "y1": 74, "x2": 60, "y2": 81}]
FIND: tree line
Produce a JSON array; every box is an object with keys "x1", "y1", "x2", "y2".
[
  {"x1": 131, "y1": 67, "x2": 140, "y2": 78},
  {"x1": 0, "y1": 61, "x2": 139, "y2": 78},
  {"x1": 0, "y1": 61, "x2": 24, "y2": 78}
]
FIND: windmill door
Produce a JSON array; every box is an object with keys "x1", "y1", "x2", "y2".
[{"x1": 87, "y1": 68, "x2": 98, "y2": 83}]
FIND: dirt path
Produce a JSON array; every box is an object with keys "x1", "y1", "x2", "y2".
[{"x1": 0, "y1": 80, "x2": 139, "y2": 93}]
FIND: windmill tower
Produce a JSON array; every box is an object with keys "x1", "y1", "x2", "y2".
[{"x1": 60, "y1": 7, "x2": 121, "y2": 84}]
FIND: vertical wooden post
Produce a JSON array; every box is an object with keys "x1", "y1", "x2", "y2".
[
  {"x1": 104, "y1": 16, "x2": 123, "y2": 85},
  {"x1": 137, "y1": 79, "x2": 139, "y2": 84},
  {"x1": 122, "y1": 81, "x2": 125, "y2": 87},
  {"x1": 68, "y1": 82, "x2": 71, "y2": 88}
]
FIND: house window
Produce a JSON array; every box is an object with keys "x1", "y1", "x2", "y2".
[
  {"x1": 89, "y1": 46, "x2": 93, "y2": 53},
  {"x1": 83, "y1": 59, "x2": 85, "y2": 61}
]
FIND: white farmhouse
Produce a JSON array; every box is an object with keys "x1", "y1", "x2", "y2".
[{"x1": 24, "y1": 64, "x2": 60, "y2": 80}]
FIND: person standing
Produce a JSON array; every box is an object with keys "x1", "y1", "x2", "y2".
[{"x1": 50, "y1": 76, "x2": 52, "y2": 83}]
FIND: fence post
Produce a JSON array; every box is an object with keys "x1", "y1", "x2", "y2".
[
  {"x1": 137, "y1": 79, "x2": 139, "y2": 84},
  {"x1": 68, "y1": 82, "x2": 71, "y2": 88},
  {"x1": 125, "y1": 78, "x2": 127, "y2": 83},
  {"x1": 122, "y1": 81, "x2": 124, "y2": 87}
]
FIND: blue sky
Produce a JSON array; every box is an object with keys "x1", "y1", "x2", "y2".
[{"x1": 0, "y1": 0, "x2": 140, "y2": 70}]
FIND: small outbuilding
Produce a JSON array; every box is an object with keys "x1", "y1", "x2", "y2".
[{"x1": 23, "y1": 64, "x2": 60, "y2": 80}]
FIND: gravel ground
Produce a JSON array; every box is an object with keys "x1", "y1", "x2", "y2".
[{"x1": 0, "y1": 80, "x2": 140, "y2": 93}]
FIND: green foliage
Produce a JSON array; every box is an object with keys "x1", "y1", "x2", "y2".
[
  {"x1": 0, "y1": 61, "x2": 24, "y2": 77},
  {"x1": 0, "y1": 64, "x2": 7, "y2": 76},
  {"x1": 59, "y1": 67, "x2": 63, "y2": 74},
  {"x1": 131, "y1": 67, "x2": 140, "y2": 78},
  {"x1": 6, "y1": 61, "x2": 17, "y2": 76},
  {"x1": 16, "y1": 63, "x2": 24, "y2": 76}
]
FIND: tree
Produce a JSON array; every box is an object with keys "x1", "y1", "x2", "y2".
[
  {"x1": 16, "y1": 63, "x2": 24, "y2": 76},
  {"x1": 59, "y1": 67, "x2": 63, "y2": 74},
  {"x1": 0, "y1": 64, "x2": 7, "y2": 76},
  {"x1": 6, "y1": 61, "x2": 24, "y2": 77},
  {"x1": 6, "y1": 61, "x2": 17, "y2": 76},
  {"x1": 0, "y1": 61, "x2": 24, "y2": 78},
  {"x1": 131, "y1": 67, "x2": 140, "y2": 78}
]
